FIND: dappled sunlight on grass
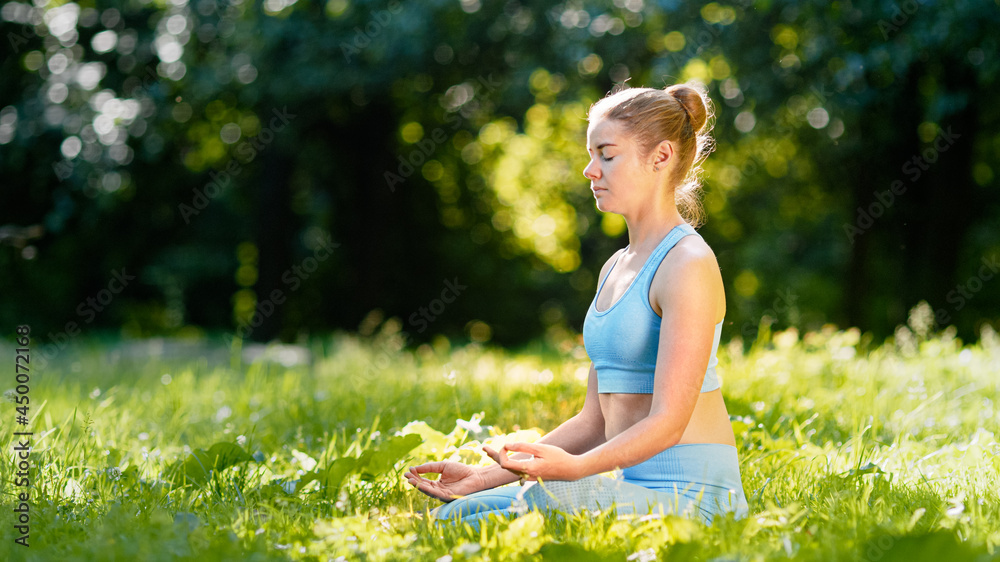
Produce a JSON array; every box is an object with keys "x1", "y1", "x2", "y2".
[{"x1": 0, "y1": 322, "x2": 998, "y2": 560}]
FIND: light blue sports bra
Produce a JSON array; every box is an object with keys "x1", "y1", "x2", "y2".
[{"x1": 583, "y1": 223, "x2": 723, "y2": 394}]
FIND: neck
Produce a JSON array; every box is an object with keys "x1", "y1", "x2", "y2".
[{"x1": 621, "y1": 202, "x2": 686, "y2": 254}]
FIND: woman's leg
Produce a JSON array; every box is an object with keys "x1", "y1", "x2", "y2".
[
  {"x1": 430, "y1": 484, "x2": 523, "y2": 531},
  {"x1": 517, "y1": 474, "x2": 710, "y2": 523},
  {"x1": 620, "y1": 443, "x2": 750, "y2": 524},
  {"x1": 427, "y1": 478, "x2": 651, "y2": 531},
  {"x1": 430, "y1": 477, "x2": 667, "y2": 531},
  {"x1": 428, "y1": 444, "x2": 749, "y2": 531},
  {"x1": 517, "y1": 444, "x2": 750, "y2": 526}
]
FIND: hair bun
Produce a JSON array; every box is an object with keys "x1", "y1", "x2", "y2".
[{"x1": 665, "y1": 83, "x2": 708, "y2": 133}]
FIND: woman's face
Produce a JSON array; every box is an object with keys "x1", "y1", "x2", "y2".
[{"x1": 583, "y1": 117, "x2": 653, "y2": 213}]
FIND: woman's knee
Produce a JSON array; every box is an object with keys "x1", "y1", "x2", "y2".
[
  {"x1": 432, "y1": 506, "x2": 518, "y2": 531},
  {"x1": 521, "y1": 475, "x2": 620, "y2": 514},
  {"x1": 431, "y1": 487, "x2": 522, "y2": 521}
]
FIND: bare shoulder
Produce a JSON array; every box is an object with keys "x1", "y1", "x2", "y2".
[
  {"x1": 649, "y1": 235, "x2": 725, "y2": 319},
  {"x1": 666, "y1": 234, "x2": 719, "y2": 269}
]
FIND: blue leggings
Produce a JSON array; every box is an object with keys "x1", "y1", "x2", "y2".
[{"x1": 431, "y1": 444, "x2": 749, "y2": 531}]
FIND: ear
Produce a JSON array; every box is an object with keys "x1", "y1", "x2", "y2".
[{"x1": 651, "y1": 139, "x2": 674, "y2": 169}]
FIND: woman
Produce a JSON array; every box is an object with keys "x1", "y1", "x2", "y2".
[{"x1": 404, "y1": 80, "x2": 749, "y2": 531}]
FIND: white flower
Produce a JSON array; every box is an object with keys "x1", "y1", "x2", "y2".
[
  {"x1": 456, "y1": 543, "x2": 481, "y2": 556},
  {"x1": 627, "y1": 548, "x2": 657, "y2": 562},
  {"x1": 214, "y1": 406, "x2": 232, "y2": 422},
  {"x1": 456, "y1": 415, "x2": 482, "y2": 433}
]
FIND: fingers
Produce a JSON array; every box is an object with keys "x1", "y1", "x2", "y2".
[
  {"x1": 484, "y1": 444, "x2": 532, "y2": 477},
  {"x1": 405, "y1": 474, "x2": 429, "y2": 491},
  {"x1": 405, "y1": 462, "x2": 449, "y2": 486},
  {"x1": 410, "y1": 480, "x2": 443, "y2": 501},
  {"x1": 498, "y1": 444, "x2": 536, "y2": 471},
  {"x1": 404, "y1": 472, "x2": 444, "y2": 498},
  {"x1": 407, "y1": 477, "x2": 461, "y2": 503},
  {"x1": 482, "y1": 445, "x2": 502, "y2": 465},
  {"x1": 503, "y1": 441, "x2": 542, "y2": 455},
  {"x1": 404, "y1": 468, "x2": 435, "y2": 493},
  {"x1": 484, "y1": 445, "x2": 522, "y2": 472},
  {"x1": 486, "y1": 443, "x2": 529, "y2": 463},
  {"x1": 409, "y1": 462, "x2": 445, "y2": 475}
]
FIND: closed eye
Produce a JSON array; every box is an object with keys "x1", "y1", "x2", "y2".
[{"x1": 601, "y1": 155, "x2": 613, "y2": 161}]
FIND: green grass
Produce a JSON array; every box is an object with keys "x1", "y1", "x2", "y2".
[{"x1": 1, "y1": 310, "x2": 999, "y2": 561}]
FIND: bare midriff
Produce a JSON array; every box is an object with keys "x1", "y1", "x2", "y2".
[
  {"x1": 593, "y1": 237, "x2": 736, "y2": 447},
  {"x1": 598, "y1": 389, "x2": 737, "y2": 446}
]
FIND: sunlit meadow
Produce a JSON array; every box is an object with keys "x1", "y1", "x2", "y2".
[{"x1": 1, "y1": 303, "x2": 999, "y2": 561}]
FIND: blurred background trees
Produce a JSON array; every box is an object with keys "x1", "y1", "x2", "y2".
[{"x1": 2, "y1": 0, "x2": 998, "y2": 350}]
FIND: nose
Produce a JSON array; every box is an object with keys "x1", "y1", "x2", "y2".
[{"x1": 583, "y1": 157, "x2": 599, "y2": 180}]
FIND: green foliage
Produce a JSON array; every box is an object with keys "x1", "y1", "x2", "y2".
[
  {"x1": 0, "y1": 322, "x2": 999, "y2": 560},
  {"x1": 164, "y1": 442, "x2": 255, "y2": 487},
  {"x1": 2, "y1": 0, "x2": 998, "y2": 346},
  {"x1": 297, "y1": 433, "x2": 422, "y2": 498},
  {"x1": 357, "y1": 433, "x2": 424, "y2": 481}
]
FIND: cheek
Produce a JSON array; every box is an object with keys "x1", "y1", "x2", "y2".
[{"x1": 607, "y1": 160, "x2": 628, "y2": 178}]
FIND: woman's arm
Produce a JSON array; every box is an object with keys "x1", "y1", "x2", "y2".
[
  {"x1": 478, "y1": 361, "x2": 606, "y2": 488},
  {"x1": 476, "y1": 250, "x2": 623, "y2": 488}
]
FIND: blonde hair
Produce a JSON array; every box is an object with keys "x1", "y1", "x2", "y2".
[{"x1": 588, "y1": 80, "x2": 716, "y2": 227}]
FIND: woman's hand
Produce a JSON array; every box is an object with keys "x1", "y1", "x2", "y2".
[
  {"x1": 483, "y1": 442, "x2": 586, "y2": 483},
  {"x1": 404, "y1": 461, "x2": 486, "y2": 502}
]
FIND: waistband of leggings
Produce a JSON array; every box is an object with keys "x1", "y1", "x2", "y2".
[{"x1": 618, "y1": 443, "x2": 744, "y2": 495}]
